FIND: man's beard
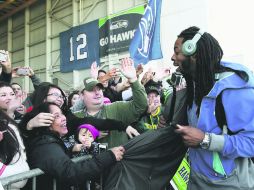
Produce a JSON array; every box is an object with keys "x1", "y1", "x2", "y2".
[{"x1": 181, "y1": 57, "x2": 191, "y2": 76}]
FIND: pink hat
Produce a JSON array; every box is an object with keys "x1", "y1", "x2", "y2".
[
  {"x1": 78, "y1": 124, "x2": 100, "y2": 139},
  {"x1": 103, "y1": 97, "x2": 111, "y2": 105}
]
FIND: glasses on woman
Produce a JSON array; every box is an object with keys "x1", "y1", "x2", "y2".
[{"x1": 47, "y1": 93, "x2": 65, "y2": 99}]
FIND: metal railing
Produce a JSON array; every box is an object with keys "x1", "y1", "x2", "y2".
[{"x1": 0, "y1": 156, "x2": 92, "y2": 190}]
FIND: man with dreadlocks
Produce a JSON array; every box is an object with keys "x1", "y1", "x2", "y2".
[{"x1": 172, "y1": 26, "x2": 254, "y2": 190}]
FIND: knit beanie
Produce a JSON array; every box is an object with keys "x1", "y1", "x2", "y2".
[{"x1": 78, "y1": 124, "x2": 100, "y2": 139}]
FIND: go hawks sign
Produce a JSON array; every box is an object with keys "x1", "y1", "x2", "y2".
[
  {"x1": 99, "y1": 5, "x2": 144, "y2": 57},
  {"x1": 59, "y1": 6, "x2": 144, "y2": 72}
]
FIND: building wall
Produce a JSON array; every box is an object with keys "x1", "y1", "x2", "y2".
[
  {"x1": 157, "y1": 0, "x2": 207, "y2": 72},
  {"x1": 0, "y1": 0, "x2": 253, "y2": 93}
]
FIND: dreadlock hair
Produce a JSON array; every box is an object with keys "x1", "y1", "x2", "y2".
[{"x1": 178, "y1": 26, "x2": 224, "y2": 114}]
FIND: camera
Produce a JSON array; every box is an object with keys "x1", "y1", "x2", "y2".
[
  {"x1": 98, "y1": 143, "x2": 108, "y2": 153},
  {"x1": 0, "y1": 52, "x2": 7, "y2": 62},
  {"x1": 167, "y1": 72, "x2": 183, "y2": 87},
  {"x1": 16, "y1": 68, "x2": 30, "y2": 76}
]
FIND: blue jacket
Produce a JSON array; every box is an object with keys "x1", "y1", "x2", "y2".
[{"x1": 189, "y1": 62, "x2": 254, "y2": 180}]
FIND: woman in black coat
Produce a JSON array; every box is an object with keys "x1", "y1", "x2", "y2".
[{"x1": 20, "y1": 102, "x2": 124, "y2": 190}]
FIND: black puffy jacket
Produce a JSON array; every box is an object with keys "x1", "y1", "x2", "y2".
[{"x1": 26, "y1": 131, "x2": 116, "y2": 190}]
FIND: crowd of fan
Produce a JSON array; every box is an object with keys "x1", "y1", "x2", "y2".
[
  {"x1": 0, "y1": 50, "x2": 176, "y2": 190},
  {"x1": 2, "y1": 26, "x2": 254, "y2": 190}
]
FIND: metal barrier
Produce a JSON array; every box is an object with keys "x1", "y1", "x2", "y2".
[{"x1": 0, "y1": 156, "x2": 92, "y2": 190}]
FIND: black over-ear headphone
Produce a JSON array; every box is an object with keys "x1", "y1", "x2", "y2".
[{"x1": 182, "y1": 29, "x2": 205, "y2": 56}]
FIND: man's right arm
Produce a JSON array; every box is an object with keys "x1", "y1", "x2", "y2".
[{"x1": 105, "y1": 58, "x2": 147, "y2": 124}]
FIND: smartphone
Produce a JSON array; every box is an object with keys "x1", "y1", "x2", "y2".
[
  {"x1": 0, "y1": 52, "x2": 7, "y2": 62},
  {"x1": 16, "y1": 68, "x2": 30, "y2": 76}
]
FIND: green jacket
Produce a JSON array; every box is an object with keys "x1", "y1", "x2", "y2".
[{"x1": 75, "y1": 80, "x2": 147, "y2": 147}]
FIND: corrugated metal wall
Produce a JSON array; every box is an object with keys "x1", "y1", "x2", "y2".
[{"x1": 0, "y1": 0, "x2": 146, "y2": 92}]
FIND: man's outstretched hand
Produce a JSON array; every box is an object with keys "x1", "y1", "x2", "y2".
[{"x1": 120, "y1": 58, "x2": 137, "y2": 83}]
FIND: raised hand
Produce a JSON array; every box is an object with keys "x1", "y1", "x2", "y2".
[
  {"x1": 154, "y1": 67, "x2": 171, "y2": 82},
  {"x1": 0, "y1": 50, "x2": 11, "y2": 73},
  {"x1": 73, "y1": 144, "x2": 86, "y2": 152},
  {"x1": 141, "y1": 69, "x2": 154, "y2": 85},
  {"x1": 12, "y1": 67, "x2": 20, "y2": 78},
  {"x1": 72, "y1": 144, "x2": 84, "y2": 152},
  {"x1": 83, "y1": 137, "x2": 92, "y2": 148},
  {"x1": 12, "y1": 67, "x2": 31, "y2": 77},
  {"x1": 27, "y1": 113, "x2": 55, "y2": 130},
  {"x1": 107, "y1": 68, "x2": 119, "y2": 78},
  {"x1": 120, "y1": 58, "x2": 137, "y2": 83},
  {"x1": 90, "y1": 61, "x2": 99, "y2": 79},
  {"x1": 136, "y1": 64, "x2": 144, "y2": 77},
  {"x1": 27, "y1": 67, "x2": 35, "y2": 77}
]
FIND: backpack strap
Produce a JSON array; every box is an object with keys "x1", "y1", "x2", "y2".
[
  {"x1": 215, "y1": 72, "x2": 237, "y2": 135},
  {"x1": 215, "y1": 91, "x2": 243, "y2": 135},
  {"x1": 215, "y1": 92, "x2": 227, "y2": 133},
  {"x1": 215, "y1": 90, "x2": 254, "y2": 163},
  {"x1": 167, "y1": 86, "x2": 176, "y2": 124}
]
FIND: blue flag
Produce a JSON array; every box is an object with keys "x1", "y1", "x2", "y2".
[{"x1": 129, "y1": 0, "x2": 163, "y2": 65}]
